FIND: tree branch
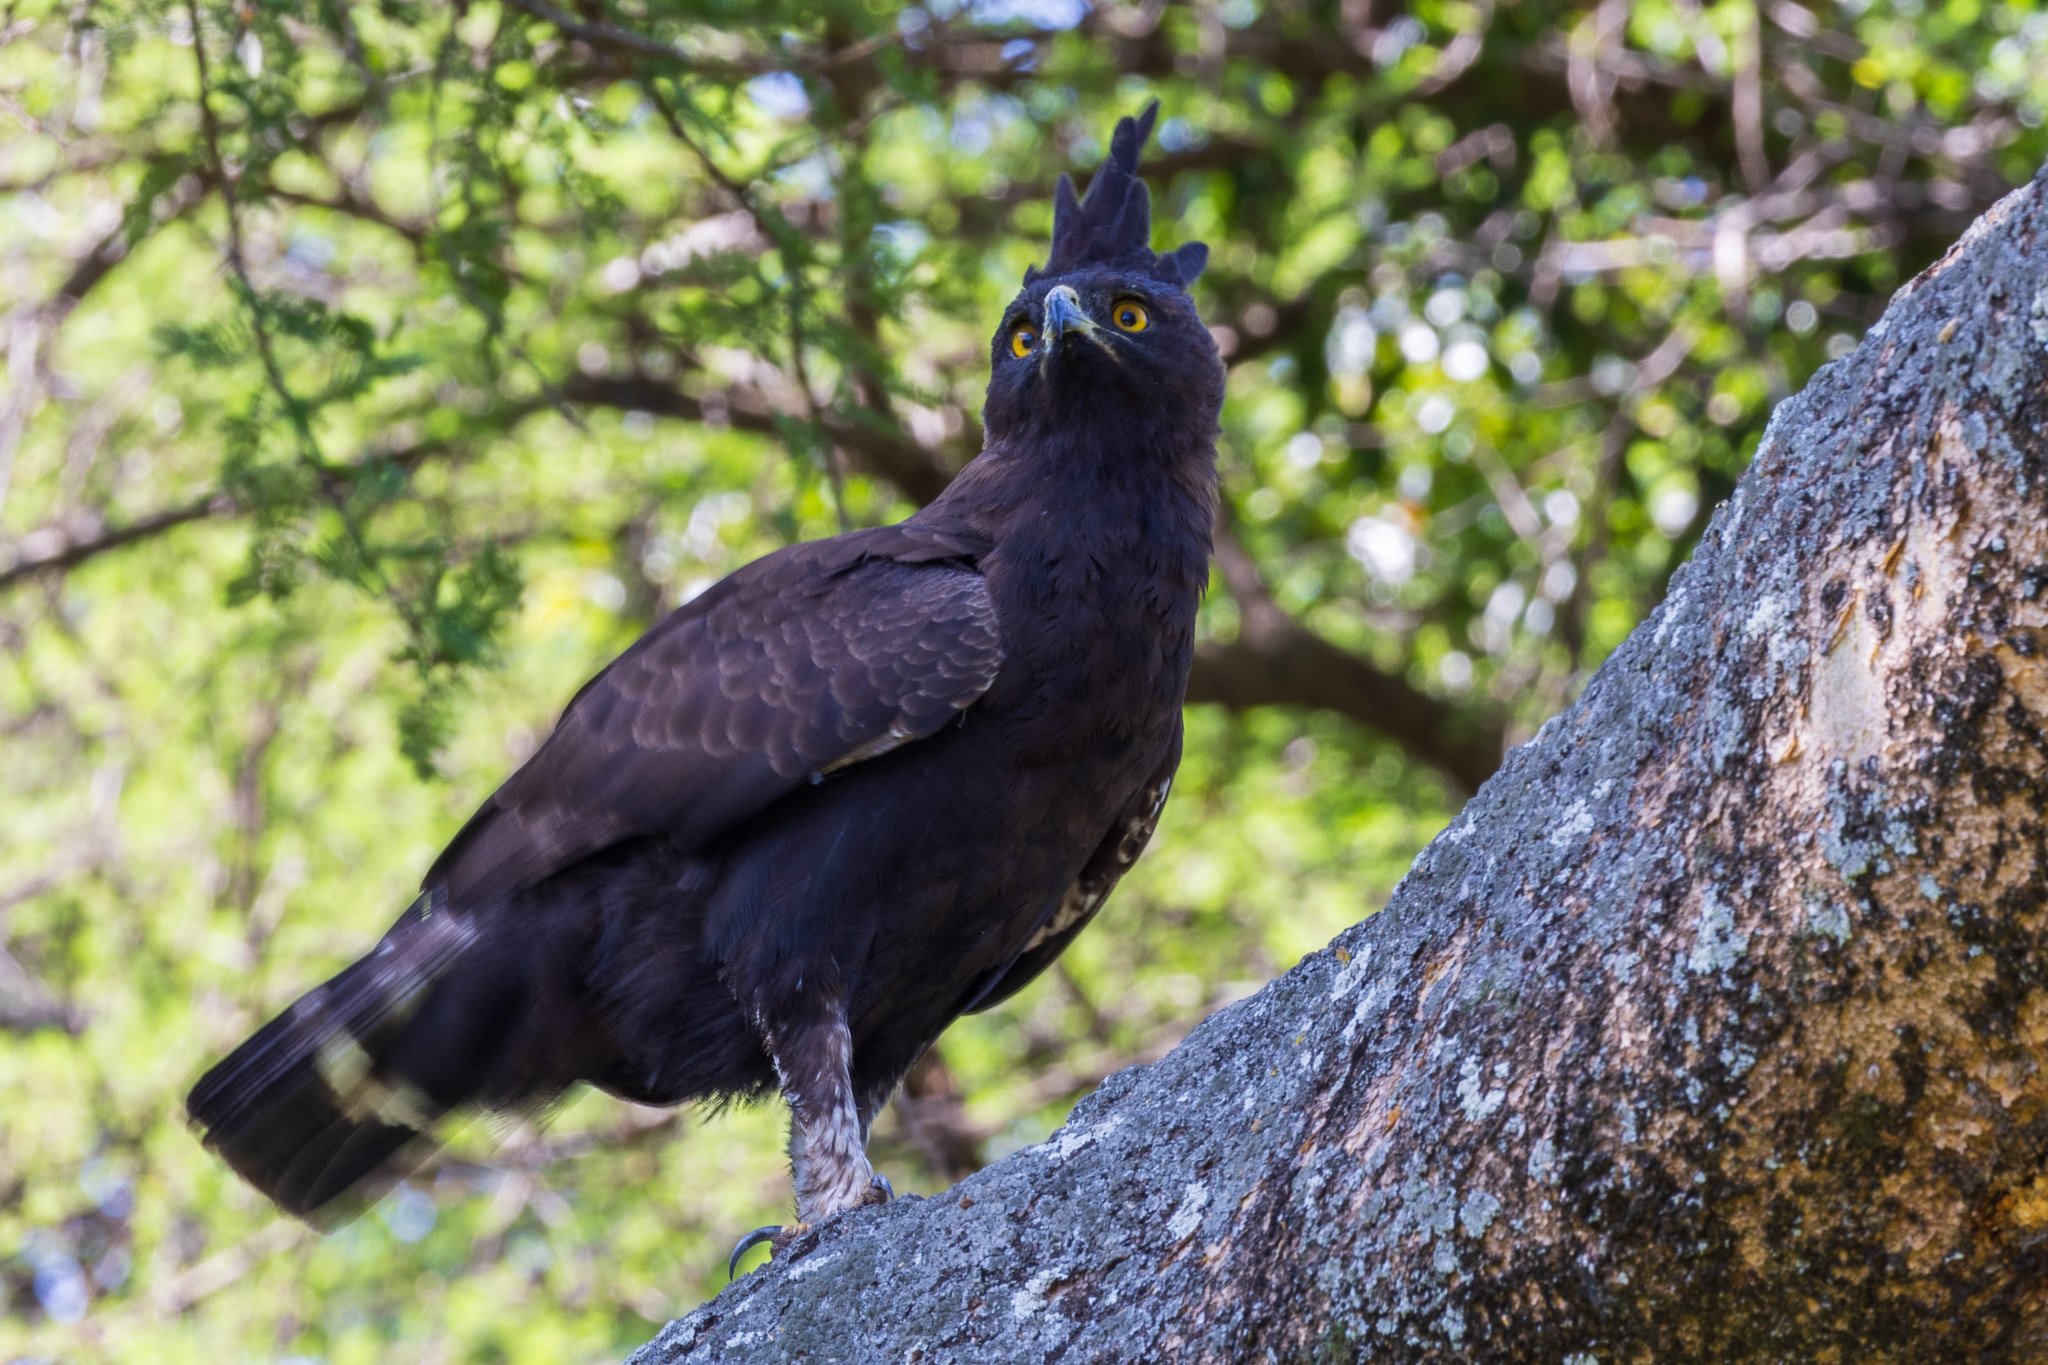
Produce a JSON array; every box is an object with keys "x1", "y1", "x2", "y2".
[
  {"x1": 1199, "y1": 512, "x2": 1505, "y2": 794},
  {"x1": 558, "y1": 372, "x2": 960, "y2": 505},
  {"x1": 1185, "y1": 634, "x2": 1500, "y2": 797},
  {"x1": 0, "y1": 492, "x2": 234, "y2": 589},
  {"x1": 0, "y1": 422, "x2": 517, "y2": 591}
]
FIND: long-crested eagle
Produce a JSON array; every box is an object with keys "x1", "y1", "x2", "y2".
[{"x1": 188, "y1": 103, "x2": 1223, "y2": 1266}]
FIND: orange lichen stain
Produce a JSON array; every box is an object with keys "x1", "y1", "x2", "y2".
[
  {"x1": 1384, "y1": 1105, "x2": 1401, "y2": 1132},
  {"x1": 1938, "y1": 318, "x2": 1959, "y2": 344},
  {"x1": 1997, "y1": 642, "x2": 2048, "y2": 721},
  {"x1": 1928, "y1": 1114, "x2": 1988, "y2": 1154},
  {"x1": 2004, "y1": 1175, "x2": 2048, "y2": 1231},
  {"x1": 1334, "y1": 946, "x2": 1351, "y2": 964},
  {"x1": 1670, "y1": 422, "x2": 2048, "y2": 1327},
  {"x1": 2018, "y1": 994, "x2": 2048, "y2": 1051},
  {"x1": 1974, "y1": 1058, "x2": 2031, "y2": 1109},
  {"x1": 1827, "y1": 599, "x2": 1857, "y2": 651}
]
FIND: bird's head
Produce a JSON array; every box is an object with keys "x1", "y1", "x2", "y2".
[{"x1": 982, "y1": 104, "x2": 1223, "y2": 448}]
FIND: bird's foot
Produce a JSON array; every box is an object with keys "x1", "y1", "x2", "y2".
[
  {"x1": 726, "y1": 1176, "x2": 895, "y2": 1278},
  {"x1": 728, "y1": 1221, "x2": 810, "y2": 1279}
]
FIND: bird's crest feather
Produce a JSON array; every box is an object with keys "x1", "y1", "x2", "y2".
[{"x1": 1027, "y1": 102, "x2": 1207, "y2": 288}]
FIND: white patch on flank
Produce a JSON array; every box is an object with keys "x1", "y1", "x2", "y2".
[{"x1": 1025, "y1": 887, "x2": 1103, "y2": 952}]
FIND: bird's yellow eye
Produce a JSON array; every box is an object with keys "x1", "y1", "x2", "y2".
[
  {"x1": 1010, "y1": 325, "x2": 1040, "y2": 358},
  {"x1": 1111, "y1": 299, "x2": 1149, "y2": 332}
]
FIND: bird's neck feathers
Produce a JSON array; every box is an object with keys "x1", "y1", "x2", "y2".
[{"x1": 922, "y1": 418, "x2": 1216, "y2": 586}]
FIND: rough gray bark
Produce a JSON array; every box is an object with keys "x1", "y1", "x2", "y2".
[{"x1": 631, "y1": 168, "x2": 2048, "y2": 1363}]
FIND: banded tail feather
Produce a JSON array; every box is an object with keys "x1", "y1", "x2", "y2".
[{"x1": 186, "y1": 898, "x2": 501, "y2": 1226}]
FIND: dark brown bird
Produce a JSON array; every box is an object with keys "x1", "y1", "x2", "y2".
[{"x1": 187, "y1": 103, "x2": 1223, "y2": 1263}]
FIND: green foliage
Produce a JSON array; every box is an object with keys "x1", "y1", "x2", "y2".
[{"x1": 2, "y1": 0, "x2": 2043, "y2": 1359}]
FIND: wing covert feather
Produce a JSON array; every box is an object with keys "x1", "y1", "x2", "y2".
[{"x1": 428, "y1": 543, "x2": 1000, "y2": 904}]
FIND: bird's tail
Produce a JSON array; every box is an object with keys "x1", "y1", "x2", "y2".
[{"x1": 186, "y1": 896, "x2": 551, "y2": 1226}]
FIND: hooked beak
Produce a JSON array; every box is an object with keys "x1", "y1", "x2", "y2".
[{"x1": 1041, "y1": 285, "x2": 1095, "y2": 347}]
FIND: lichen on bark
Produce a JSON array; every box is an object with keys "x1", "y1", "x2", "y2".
[{"x1": 632, "y1": 165, "x2": 2048, "y2": 1364}]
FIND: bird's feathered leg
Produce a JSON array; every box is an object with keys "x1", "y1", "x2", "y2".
[
  {"x1": 784, "y1": 1014, "x2": 888, "y2": 1225},
  {"x1": 728, "y1": 995, "x2": 893, "y2": 1276}
]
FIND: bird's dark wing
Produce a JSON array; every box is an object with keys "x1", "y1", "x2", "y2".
[
  {"x1": 964, "y1": 724, "x2": 1182, "y2": 1015},
  {"x1": 428, "y1": 531, "x2": 1001, "y2": 905}
]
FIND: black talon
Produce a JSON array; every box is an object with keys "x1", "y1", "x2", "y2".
[
  {"x1": 728, "y1": 1224, "x2": 782, "y2": 1279},
  {"x1": 727, "y1": 1185, "x2": 891, "y2": 1280}
]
